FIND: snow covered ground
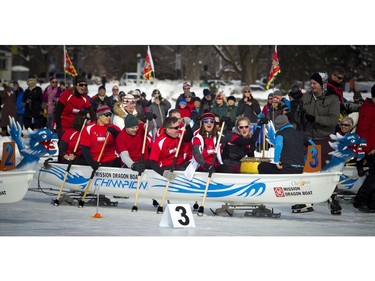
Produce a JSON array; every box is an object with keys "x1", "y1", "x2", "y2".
[
  {"x1": 1, "y1": 172, "x2": 375, "y2": 280},
  {"x1": 2, "y1": 175, "x2": 375, "y2": 236}
]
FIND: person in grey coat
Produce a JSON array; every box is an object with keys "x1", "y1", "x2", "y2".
[
  {"x1": 295, "y1": 71, "x2": 341, "y2": 215},
  {"x1": 146, "y1": 89, "x2": 171, "y2": 128}
]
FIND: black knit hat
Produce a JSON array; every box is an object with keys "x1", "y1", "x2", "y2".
[
  {"x1": 203, "y1": 89, "x2": 211, "y2": 96},
  {"x1": 73, "y1": 75, "x2": 87, "y2": 86},
  {"x1": 227, "y1": 95, "x2": 236, "y2": 102},
  {"x1": 289, "y1": 84, "x2": 302, "y2": 99},
  {"x1": 310, "y1": 72, "x2": 323, "y2": 87}
]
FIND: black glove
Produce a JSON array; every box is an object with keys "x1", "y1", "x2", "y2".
[
  {"x1": 90, "y1": 161, "x2": 100, "y2": 170},
  {"x1": 203, "y1": 163, "x2": 215, "y2": 173},
  {"x1": 357, "y1": 167, "x2": 366, "y2": 177},
  {"x1": 107, "y1": 126, "x2": 119, "y2": 138},
  {"x1": 193, "y1": 115, "x2": 202, "y2": 124},
  {"x1": 56, "y1": 127, "x2": 64, "y2": 137},
  {"x1": 227, "y1": 121, "x2": 234, "y2": 131},
  {"x1": 257, "y1": 117, "x2": 269, "y2": 126},
  {"x1": 144, "y1": 112, "x2": 156, "y2": 121},
  {"x1": 131, "y1": 162, "x2": 146, "y2": 173},
  {"x1": 221, "y1": 116, "x2": 231, "y2": 123},
  {"x1": 305, "y1": 114, "x2": 315, "y2": 123}
]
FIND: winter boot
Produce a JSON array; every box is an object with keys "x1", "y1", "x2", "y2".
[
  {"x1": 328, "y1": 193, "x2": 342, "y2": 215},
  {"x1": 292, "y1": 204, "x2": 314, "y2": 213},
  {"x1": 358, "y1": 205, "x2": 375, "y2": 213}
]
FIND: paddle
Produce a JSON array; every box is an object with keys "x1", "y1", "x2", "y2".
[
  {"x1": 131, "y1": 120, "x2": 149, "y2": 212},
  {"x1": 197, "y1": 121, "x2": 225, "y2": 216},
  {"x1": 337, "y1": 170, "x2": 368, "y2": 185},
  {"x1": 52, "y1": 118, "x2": 88, "y2": 206},
  {"x1": 156, "y1": 124, "x2": 186, "y2": 214},
  {"x1": 78, "y1": 131, "x2": 110, "y2": 208}
]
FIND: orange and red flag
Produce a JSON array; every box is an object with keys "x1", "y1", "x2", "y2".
[
  {"x1": 64, "y1": 47, "x2": 78, "y2": 77},
  {"x1": 143, "y1": 46, "x2": 154, "y2": 80},
  {"x1": 265, "y1": 45, "x2": 281, "y2": 90}
]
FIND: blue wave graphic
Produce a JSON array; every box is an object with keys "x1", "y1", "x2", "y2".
[
  {"x1": 152, "y1": 176, "x2": 265, "y2": 198},
  {"x1": 41, "y1": 167, "x2": 266, "y2": 197},
  {"x1": 40, "y1": 166, "x2": 89, "y2": 189},
  {"x1": 339, "y1": 174, "x2": 358, "y2": 190}
]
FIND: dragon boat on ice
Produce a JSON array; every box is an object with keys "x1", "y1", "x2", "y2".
[
  {"x1": 0, "y1": 117, "x2": 57, "y2": 204},
  {"x1": 38, "y1": 131, "x2": 366, "y2": 212}
]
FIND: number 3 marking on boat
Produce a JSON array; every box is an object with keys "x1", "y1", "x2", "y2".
[
  {"x1": 309, "y1": 147, "x2": 319, "y2": 168},
  {"x1": 159, "y1": 204, "x2": 196, "y2": 228}
]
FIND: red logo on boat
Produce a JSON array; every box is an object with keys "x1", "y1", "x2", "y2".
[{"x1": 274, "y1": 187, "x2": 285, "y2": 197}]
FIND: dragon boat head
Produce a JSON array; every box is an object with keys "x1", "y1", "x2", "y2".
[
  {"x1": 24, "y1": 128, "x2": 58, "y2": 157},
  {"x1": 7, "y1": 117, "x2": 58, "y2": 170},
  {"x1": 328, "y1": 132, "x2": 367, "y2": 162}
]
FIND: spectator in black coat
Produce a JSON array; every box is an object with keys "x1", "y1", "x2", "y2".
[{"x1": 22, "y1": 77, "x2": 44, "y2": 130}]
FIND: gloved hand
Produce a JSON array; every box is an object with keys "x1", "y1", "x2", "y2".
[
  {"x1": 193, "y1": 115, "x2": 202, "y2": 124},
  {"x1": 56, "y1": 127, "x2": 64, "y2": 137},
  {"x1": 163, "y1": 170, "x2": 176, "y2": 180},
  {"x1": 305, "y1": 114, "x2": 316, "y2": 123},
  {"x1": 182, "y1": 117, "x2": 191, "y2": 125},
  {"x1": 203, "y1": 163, "x2": 215, "y2": 173},
  {"x1": 257, "y1": 117, "x2": 269, "y2": 126},
  {"x1": 144, "y1": 112, "x2": 157, "y2": 121},
  {"x1": 357, "y1": 167, "x2": 366, "y2": 177},
  {"x1": 90, "y1": 161, "x2": 100, "y2": 170},
  {"x1": 107, "y1": 126, "x2": 119, "y2": 137},
  {"x1": 221, "y1": 116, "x2": 231, "y2": 123},
  {"x1": 131, "y1": 162, "x2": 146, "y2": 173},
  {"x1": 221, "y1": 117, "x2": 232, "y2": 130}
]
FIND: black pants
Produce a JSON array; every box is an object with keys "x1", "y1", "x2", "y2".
[
  {"x1": 354, "y1": 175, "x2": 375, "y2": 209},
  {"x1": 258, "y1": 162, "x2": 303, "y2": 174},
  {"x1": 24, "y1": 117, "x2": 43, "y2": 130}
]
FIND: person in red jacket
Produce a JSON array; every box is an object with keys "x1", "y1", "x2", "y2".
[
  {"x1": 80, "y1": 104, "x2": 121, "y2": 169},
  {"x1": 148, "y1": 116, "x2": 192, "y2": 179},
  {"x1": 58, "y1": 111, "x2": 92, "y2": 164},
  {"x1": 177, "y1": 98, "x2": 191, "y2": 118},
  {"x1": 356, "y1": 86, "x2": 375, "y2": 157},
  {"x1": 115, "y1": 113, "x2": 154, "y2": 170},
  {"x1": 54, "y1": 75, "x2": 95, "y2": 138},
  {"x1": 191, "y1": 112, "x2": 224, "y2": 173},
  {"x1": 353, "y1": 84, "x2": 375, "y2": 212}
]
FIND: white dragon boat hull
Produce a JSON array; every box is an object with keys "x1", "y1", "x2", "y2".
[
  {"x1": 0, "y1": 170, "x2": 35, "y2": 203},
  {"x1": 39, "y1": 163, "x2": 341, "y2": 205}
]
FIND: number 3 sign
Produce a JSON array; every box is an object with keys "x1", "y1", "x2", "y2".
[{"x1": 159, "y1": 204, "x2": 196, "y2": 228}]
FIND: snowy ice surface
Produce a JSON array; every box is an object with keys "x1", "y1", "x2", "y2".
[{"x1": 1, "y1": 170, "x2": 375, "y2": 281}]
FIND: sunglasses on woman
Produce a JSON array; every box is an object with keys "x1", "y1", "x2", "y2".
[
  {"x1": 203, "y1": 119, "x2": 215, "y2": 124},
  {"x1": 340, "y1": 123, "x2": 351, "y2": 127},
  {"x1": 238, "y1": 125, "x2": 250, "y2": 129}
]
